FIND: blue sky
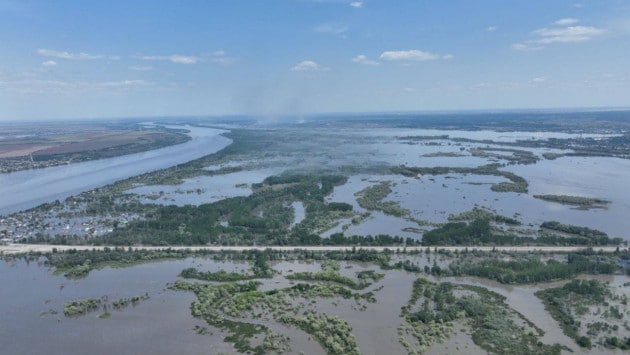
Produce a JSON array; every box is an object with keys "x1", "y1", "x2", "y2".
[{"x1": 1, "y1": 0, "x2": 629, "y2": 120}]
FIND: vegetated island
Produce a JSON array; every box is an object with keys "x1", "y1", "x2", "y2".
[
  {"x1": 534, "y1": 194, "x2": 611, "y2": 209},
  {"x1": 63, "y1": 293, "x2": 150, "y2": 317}
]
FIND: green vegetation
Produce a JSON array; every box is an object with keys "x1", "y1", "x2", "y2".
[
  {"x1": 420, "y1": 218, "x2": 620, "y2": 247},
  {"x1": 470, "y1": 147, "x2": 539, "y2": 165},
  {"x1": 356, "y1": 269, "x2": 385, "y2": 282},
  {"x1": 169, "y1": 280, "x2": 277, "y2": 354},
  {"x1": 541, "y1": 221, "x2": 608, "y2": 238},
  {"x1": 355, "y1": 181, "x2": 410, "y2": 217},
  {"x1": 180, "y1": 250, "x2": 274, "y2": 281},
  {"x1": 326, "y1": 233, "x2": 419, "y2": 246},
  {"x1": 38, "y1": 248, "x2": 398, "y2": 279},
  {"x1": 489, "y1": 175, "x2": 528, "y2": 193},
  {"x1": 400, "y1": 278, "x2": 562, "y2": 354},
  {"x1": 448, "y1": 207, "x2": 521, "y2": 225},
  {"x1": 63, "y1": 293, "x2": 150, "y2": 317},
  {"x1": 534, "y1": 194, "x2": 610, "y2": 209},
  {"x1": 180, "y1": 268, "x2": 261, "y2": 282},
  {"x1": 510, "y1": 134, "x2": 630, "y2": 160},
  {"x1": 391, "y1": 163, "x2": 529, "y2": 193},
  {"x1": 14, "y1": 246, "x2": 630, "y2": 353},
  {"x1": 64, "y1": 298, "x2": 101, "y2": 316},
  {"x1": 47, "y1": 247, "x2": 200, "y2": 278},
  {"x1": 33, "y1": 168, "x2": 421, "y2": 248},
  {"x1": 111, "y1": 293, "x2": 150, "y2": 309},
  {"x1": 101, "y1": 173, "x2": 352, "y2": 246},
  {"x1": 98, "y1": 312, "x2": 111, "y2": 319},
  {"x1": 537, "y1": 279, "x2": 630, "y2": 350},
  {"x1": 286, "y1": 260, "x2": 383, "y2": 290},
  {"x1": 421, "y1": 151, "x2": 466, "y2": 157},
  {"x1": 542, "y1": 152, "x2": 564, "y2": 160},
  {"x1": 279, "y1": 312, "x2": 360, "y2": 355},
  {"x1": 170, "y1": 275, "x2": 369, "y2": 354},
  {"x1": 422, "y1": 219, "x2": 494, "y2": 246},
  {"x1": 434, "y1": 252, "x2": 618, "y2": 284},
  {"x1": 538, "y1": 221, "x2": 622, "y2": 246},
  {"x1": 63, "y1": 262, "x2": 93, "y2": 278}
]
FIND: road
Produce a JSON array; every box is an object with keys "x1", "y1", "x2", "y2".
[{"x1": 0, "y1": 243, "x2": 625, "y2": 255}]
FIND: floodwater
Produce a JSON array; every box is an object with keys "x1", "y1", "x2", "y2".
[
  {"x1": 1, "y1": 256, "x2": 628, "y2": 354},
  {"x1": 291, "y1": 201, "x2": 306, "y2": 227},
  {"x1": 0, "y1": 258, "x2": 232, "y2": 355},
  {"x1": 128, "y1": 168, "x2": 279, "y2": 206},
  {"x1": 5, "y1": 124, "x2": 628, "y2": 242},
  {"x1": 505, "y1": 156, "x2": 630, "y2": 237},
  {"x1": 0, "y1": 125, "x2": 231, "y2": 216},
  {"x1": 323, "y1": 152, "x2": 630, "y2": 238},
  {"x1": 351, "y1": 127, "x2": 619, "y2": 142}
]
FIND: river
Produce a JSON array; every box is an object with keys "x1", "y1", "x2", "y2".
[{"x1": 0, "y1": 125, "x2": 231, "y2": 216}]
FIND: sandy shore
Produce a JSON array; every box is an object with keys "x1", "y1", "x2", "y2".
[{"x1": 0, "y1": 243, "x2": 624, "y2": 255}]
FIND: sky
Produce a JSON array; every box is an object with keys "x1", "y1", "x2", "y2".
[{"x1": 1, "y1": 0, "x2": 630, "y2": 121}]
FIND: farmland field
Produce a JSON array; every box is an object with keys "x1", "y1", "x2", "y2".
[{"x1": 0, "y1": 122, "x2": 189, "y2": 173}]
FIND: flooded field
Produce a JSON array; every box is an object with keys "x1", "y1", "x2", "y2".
[
  {"x1": 1, "y1": 115, "x2": 629, "y2": 354},
  {"x1": 0, "y1": 258, "x2": 224, "y2": 355},
  {"x1": 128, "y1": 168, "x2": 280, "y2": 206},
  {"x1": 3, "y1": 120, "x2": 628, "y2": 245},
  {"x1": 114, "y1": 126, "x2": 630, "y2": 241},
  {"x1": 2, "y1": 253, "x2": 628, "y2": 355}
]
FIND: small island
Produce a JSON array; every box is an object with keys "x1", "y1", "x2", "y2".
[{"x1": 534, "y1": 194, "x2": 611, "y2": 210}]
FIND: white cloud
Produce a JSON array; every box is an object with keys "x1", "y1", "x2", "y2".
[
  {"x1": 554, "y1": 18, "x2": 579, "y2": 26},
  {"x1": 532, "y1": 26, "x2": 606, "y2": 43},
  {"x1": 380, "y1": 50, "x2": 452, "y2": 61},
  {"x1": 511, "y1": 43, "x2": 543, "y2": 51},
  {"x1": 135, "y1": 52, "x2": 233, "y2": 65},
  {"x1": 512, "y1": 22, "x2": 606, "y2": 50},
  {"x1": 404, "y1": 87, "x2": 416, "y2": 93},
  {"x1": 314, "y1": 23, "x2": 348, "y2": 35},
  {"x1": 530, "y1": 77, "x2": 547, "y2": 83},
  {"x1": 574, "y1": 3, "x2": 584, "y2": 8},
  {"x1": 168, "y1": 55, "x2": 199, "y2": 64},
  {"x1": 290, "y1": 60, "x2": 329, "y2": 72},
  {"x1": 135, "y1": 54, "x2": 199, "y2": 64},
  {"x1": 135, "y1": 55, "x2": 162, "y2": 61},
  {"x1": 350, "y1": 1, "x2": 363, "y2": 8},
  {"x1": 128, "y1": 65, "x2": 153, "y2": 71},
  {"x1": 352, "y1": 54, "x2": 379, "y2": 65},
  {"x1": 38, "y1": 49, "x2": 118, "y2": 61},
  {"x1": 41, "y1": 60, "x2": 57, "y2": 67},
  {"x1": 486, "y1": 26, "x2": 497, "y2": 32},
  {"x1": 100, "y1": 80, "x2": 149, "y2": 87}
]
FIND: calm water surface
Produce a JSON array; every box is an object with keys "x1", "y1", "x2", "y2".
[
  {"x1": 0, "y1": 125, "x2": 230, "y2": 216},
  {"x1": 0, "y1": 258, "x2": 234, "y2": 355}
]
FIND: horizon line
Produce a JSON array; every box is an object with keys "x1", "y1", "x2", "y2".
[{"x1": 1, "y1": 105, "x2": 630, "y2": 124}]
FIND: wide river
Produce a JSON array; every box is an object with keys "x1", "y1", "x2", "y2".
[{"x1": 0, "y1": 125, "x2": 231, "y2": 216}]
